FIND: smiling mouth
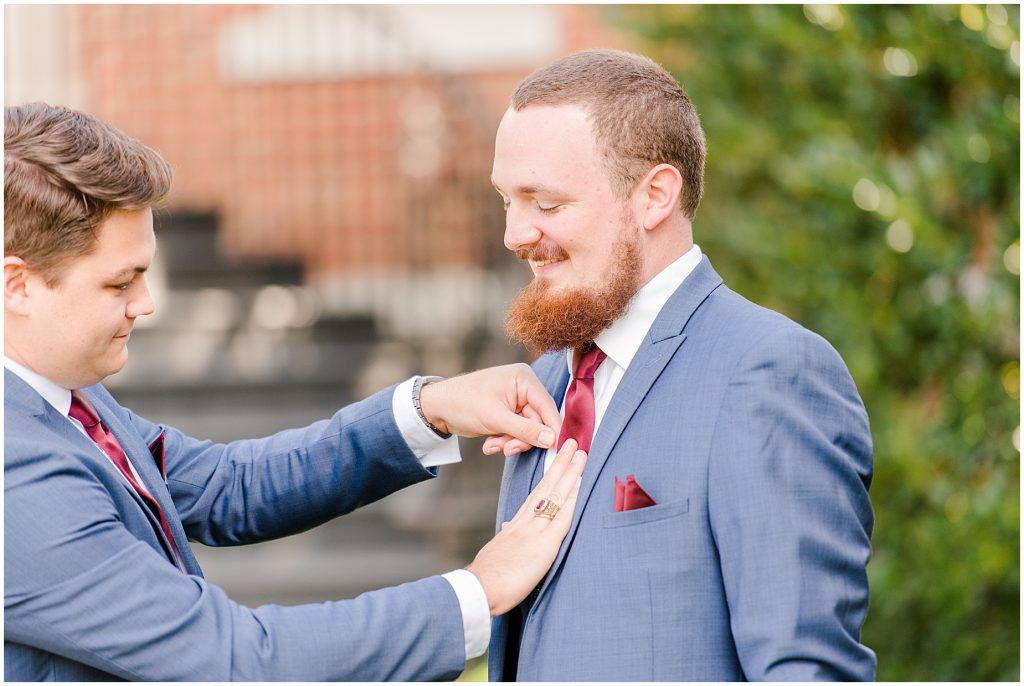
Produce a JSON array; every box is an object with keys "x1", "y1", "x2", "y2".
[{"x1": 529, "y1": 258, "x2": 566, "y2": 269}]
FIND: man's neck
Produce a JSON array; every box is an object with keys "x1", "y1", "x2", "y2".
[{"x1": 638, "y1": 220, "x2": 693, "y2": 288}]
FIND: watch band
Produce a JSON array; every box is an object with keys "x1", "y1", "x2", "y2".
[{"x1": 412, "y1": 375, "x2": 451, "y2": 438}]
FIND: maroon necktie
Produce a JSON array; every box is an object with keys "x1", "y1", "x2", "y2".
[
  {"x1": 69, "y1": 390, "x2": 181, "y2": 562},
  {"x1": 556, "y1": 344, "x2": 607, "y2": 453}
]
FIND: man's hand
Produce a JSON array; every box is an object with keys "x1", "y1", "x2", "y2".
[
  {"x1": 466, "y1": 439, "x2": 586, "y2": 616},
  {"x1": 418, "y1": 364, "x2": 560, "y2": 455}
]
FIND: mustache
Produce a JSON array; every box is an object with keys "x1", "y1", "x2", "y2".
[{"x1": 515, "y1": 246, "x2": 570, "y2": 263}]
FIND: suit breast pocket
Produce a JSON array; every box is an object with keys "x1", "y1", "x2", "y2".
[
  {"x1": 600, "y1": 498, "x2": 691, "y2": 561},
  {"x1": 601, "y1": 498, "x2": 689, "y2": 528}
]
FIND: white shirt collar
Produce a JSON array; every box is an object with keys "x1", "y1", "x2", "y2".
[
  {"x1": 4, "y1": 355, "x2": 72, "y2": 417},
  {"x1": 567, "y1": 244, "x2": 703, "y2": 375}
]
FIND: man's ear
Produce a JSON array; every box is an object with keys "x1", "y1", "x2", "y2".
[
  {"x1": 637, "y1": 163, "x2": 684, "y2": 232},
  {"x1": 5, "y1": 256, "x2": 34, "y2": 316}
]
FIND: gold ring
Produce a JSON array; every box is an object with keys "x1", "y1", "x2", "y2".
[{"x1": 533, "y1": 493, "x2": 561, "y2": 520}]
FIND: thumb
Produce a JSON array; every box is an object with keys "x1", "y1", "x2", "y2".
[{"x1": 496, "y1": 410, "x2": 556, "y2": 450}]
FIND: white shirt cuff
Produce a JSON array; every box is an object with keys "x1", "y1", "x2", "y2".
[
  {"x1": 392, "y1": 376, "x2": 461, "y2": 468},
  {"x1": 441, "y1": 568, "x2": 491, "y2": 660}
]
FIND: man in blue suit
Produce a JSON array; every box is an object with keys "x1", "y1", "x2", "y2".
[
  {"x1": 3, "y1": 102, "x2": 590, "y2": 681},
  {"x1": 486, "y1": 49, "x2": 876, "y2": 680}
]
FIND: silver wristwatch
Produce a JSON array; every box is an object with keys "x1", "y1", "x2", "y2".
[{"x1": 412, "y1": 375, "x2": 451, "y2": 438}]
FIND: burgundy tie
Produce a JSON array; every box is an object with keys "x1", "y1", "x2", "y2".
[
  {"x1": 556, "y1": 344, "x2": 607, "y2": 453},
  {"x1": 69, "y1": 390, "x2": 181, "y2": 562}
]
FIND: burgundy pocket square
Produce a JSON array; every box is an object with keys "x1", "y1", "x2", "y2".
[{"x1": 614, "y1": 474, "x2": 657, "y2": 512}]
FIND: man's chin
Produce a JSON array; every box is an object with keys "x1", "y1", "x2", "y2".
[
  {"x1": 506, "y1": 287, "x2": 618, "y2": 354},
  {"x1": 508, "y1": 232, "x2": 643, "y2": 353},
  {"x1": 526, "y1": 274, "x2": 588, "y2": 301},
  {"x1": 101, "y1": 350, "x2": 129, "y2": 379}
]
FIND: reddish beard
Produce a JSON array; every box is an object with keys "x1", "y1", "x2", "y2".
[{"x1": 505, "y1": 232, "x2": 643, "y2": 356}]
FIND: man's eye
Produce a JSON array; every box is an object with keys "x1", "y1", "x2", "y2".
[{"x1": 538, "y1": 204, "x2": 562, "y2": 214}]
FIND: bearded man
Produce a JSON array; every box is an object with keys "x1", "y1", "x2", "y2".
[{"x1": 485, "y1": 49, "x2": 877, "y2": 681}]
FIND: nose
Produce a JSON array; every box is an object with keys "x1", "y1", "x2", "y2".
[
  {"x1": 503, "y1": 204, "x2": 543, "y2": 252},
  {"x1": 127, "y1": 276, "x2": 156, "y2": 319}
]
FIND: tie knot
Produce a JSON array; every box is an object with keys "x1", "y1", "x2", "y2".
[
  {"x1": 573, "y1": 345, "x2": 607, "y2": 381},
  {"x1": 69, "y1": 390, "x2": 102, "y2": 428}
]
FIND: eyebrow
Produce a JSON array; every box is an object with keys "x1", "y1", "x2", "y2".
[
  {"x1": 106, "y1": 266, "x2": 148, "y2": 281},
  {"x1": 491, "y1": 179, "x2": 570, "y2": 197}
]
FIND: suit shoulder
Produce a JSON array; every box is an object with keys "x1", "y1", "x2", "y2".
[
  {"x1": 705, "y1": 285, "x2": 803, "y2": 332},
  {"x1": 702, "y1": 285, "x2": 841, "y2": 360},
  {"x1": 698, "y1": 288, "x2": 865, "y2": 422}
]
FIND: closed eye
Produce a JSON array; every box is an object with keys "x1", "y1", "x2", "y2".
[{"x1": 109, "y1": 274, "x2": 138, "y2": 291}]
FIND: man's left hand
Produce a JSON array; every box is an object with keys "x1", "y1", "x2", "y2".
[{"x1": 418, "y1": 364, "x2": 560, "y2": 456}]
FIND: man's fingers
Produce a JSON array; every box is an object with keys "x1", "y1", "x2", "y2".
[
  {"x1": 503, "y1": 439, "x2": 531, "y2": 456},
  {"x1": 484, "y1": 402, "x2": 547, "y2": 455},
  {"x1": 500, "y1": 405, "x2": 542, "y2": 456},
  {"x1": 482, "y1": 435, "x2": 531, "y2": 457},
  {"x1": 482, "y1": 435, "x2": 509, "y2": 455},
  {"x1": 423, "y1": 364, "x2": 559, "y2": 441},
  {"x1": 518, "y1": 403, "x2": 541, "y2": 421},
  {"x1": 517, "y1": 370, "x2": 562, "y2": 439},
  {"x1": 496, "y1": 411, "x2": 556, "y2": 452}
]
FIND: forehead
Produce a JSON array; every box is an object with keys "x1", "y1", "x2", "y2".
[
  {"x1": 492, "y1": 104, "x2": 605, "y2": 189},
  {"x1": 68, "y1": 208, "x2": 156, "y2": 274}
]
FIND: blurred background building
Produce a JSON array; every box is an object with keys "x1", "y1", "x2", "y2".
[{"x1": 5, "y1": 4, "x2": 1019, "y2": 681}]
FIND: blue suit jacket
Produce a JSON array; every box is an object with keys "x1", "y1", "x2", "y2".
[
  {"x1": 489, "y1": 257, "x2": 876, "y2": 681},
  {"x1": 4, "y1": 375, "x2": 465, "y2": 681}
]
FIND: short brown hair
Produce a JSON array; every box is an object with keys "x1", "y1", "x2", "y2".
[
  {"x1": 511, "y1": 49, "x2": 706, "y2": 219},
  {"x1": 4, "y1": 103, "x2": 172, "y2": 284}
]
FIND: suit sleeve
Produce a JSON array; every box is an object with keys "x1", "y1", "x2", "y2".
[
  {"x1": 3, "y1": 393, "x2": 466, "y2": 680},
  {"x1": 707, "y1": 326, "x2": 876, "y2": 681},
  {"x1": 107, "y1": 384, "x2": 436, "y2": 545}
]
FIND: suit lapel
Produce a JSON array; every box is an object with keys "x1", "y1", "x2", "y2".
[
  {"x1": 5, "y1": 368, "x2": 52, "y2": 418},
  {"x1": 6, "y1": 375, "x2": 105, "y2": 472},
  {"x1": 82, "y1": 387, "x2": 198, "y2": 572},
  {"x1": 5, "y1": 374, "x2": 136, "y2": 490},
  {"x1": 4, "y1": 372, "x2": 188, "y2": 567},
  {"x1": 534, "y1": 257, "x2": 725, "y2": 601}
]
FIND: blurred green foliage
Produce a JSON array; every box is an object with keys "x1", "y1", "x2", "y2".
[{"x1": 614, "y1": 3, "x2": 1020, "y2": 681}]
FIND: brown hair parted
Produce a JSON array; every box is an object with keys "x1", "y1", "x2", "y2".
[
  {"x1": 511, "y1": 49, "x2": 706, "y2": 219},
  {"x1": 4, "y1": 103, "x2": 173, "y2": 285}
]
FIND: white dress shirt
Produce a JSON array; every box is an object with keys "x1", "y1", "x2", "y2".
[
  {"x1": 542, "y1": 244, "x2": 703, "y2": 472},
  {"x1": 3, "y1": 358, "x2": 490, "y2": 661}
]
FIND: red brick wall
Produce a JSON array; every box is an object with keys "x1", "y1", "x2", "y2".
[{"x1": 73, "y1": 5, "x2": 627, "y2": 278}]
